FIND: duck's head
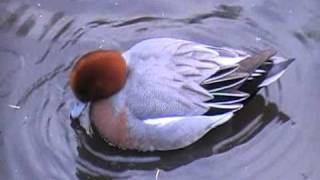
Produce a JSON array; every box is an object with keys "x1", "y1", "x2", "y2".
[{"x1": 69, "y1": 50, "x2": 127, "y2": 103}]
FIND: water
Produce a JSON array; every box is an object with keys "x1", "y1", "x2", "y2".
[{"x1": 1, "y1": 0, "x2": 320, "y2": 179}]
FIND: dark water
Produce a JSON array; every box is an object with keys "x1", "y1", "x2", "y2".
[{"x1": 1, "y1": 0, "x2": 320, "y2": 179}]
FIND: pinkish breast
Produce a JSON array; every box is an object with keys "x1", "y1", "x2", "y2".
[{"x1": 89, "y1": 99, "x2": 135, "y2": 149}]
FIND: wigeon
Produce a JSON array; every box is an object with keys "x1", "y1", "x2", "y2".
[{"x1": 69, "y1": 38, "x2": 294, "y2": 151}]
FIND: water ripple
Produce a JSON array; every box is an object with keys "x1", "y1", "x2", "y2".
[
  {"x1": 16, "y1": 61, "x2": 73, "y2": 106},
  {"x1": 1, "y1": 0, "x2": 318, "y2": 179}
]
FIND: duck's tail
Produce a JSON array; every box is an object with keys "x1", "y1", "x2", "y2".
[
  {"x1": 238, "y1": 50, "x2": 295, "y2": 94},
  {"x1": 258, "y1": 56, "x2": 295, "y2": 87}
]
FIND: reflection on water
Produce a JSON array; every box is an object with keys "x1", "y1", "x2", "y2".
[
  {"x1": 1, "y1": 0, "x2": 320, "y2": 179},
  {"x1": 73, "y1": 95, "x2": 289, "y2": 179}
]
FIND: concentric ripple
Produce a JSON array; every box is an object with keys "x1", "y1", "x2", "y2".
[{"x1": 1, "y1": 0, "x2": 320, "y2": 180}]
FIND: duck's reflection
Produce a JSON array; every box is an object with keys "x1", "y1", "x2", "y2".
[{"x1": 71, "y1": 94, "x2": 289, "y2": 179}]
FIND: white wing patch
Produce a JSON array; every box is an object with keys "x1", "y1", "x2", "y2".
[
  {"x1": 143, "y1": 113, "x2": 234, "y2": 127},
  {"x1": 143, "y1": 116, "x2": 184, "y2": 126}
]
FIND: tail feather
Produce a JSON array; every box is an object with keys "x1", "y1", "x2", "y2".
[
  {"x1": 238, "y1": 55, "x2": 294, "y2": 94},
  {"x1": 259, "y1": 57, "x2": 295, "y2": 87},
  {"x1": 238, "y1": 49, "x2": 277, "y2": 74}
]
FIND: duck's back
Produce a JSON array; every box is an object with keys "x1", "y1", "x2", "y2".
[{"x1": 90, "y1": 38, "x2": 294, "y2": 151}]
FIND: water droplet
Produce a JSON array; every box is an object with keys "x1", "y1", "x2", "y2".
[
  {"x1": 99, "y1": 40, "x2": 105, "y2": 49},
  {"x1": 8, "y1": 104, "x2": 20, "y2": 109},
  {"x1": 155, "y1": 169, "x2": 160, "y2": 180},
  {"x1": 114, "y1": 2, "x2": 119, "y2": 6},
  {"x1": 37, "y1": 3, "x2": 41, "y2": 7}
]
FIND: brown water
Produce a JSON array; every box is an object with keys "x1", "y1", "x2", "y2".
[{"x1": 1, "y1": 0, "x2": 320, "y2": 179}]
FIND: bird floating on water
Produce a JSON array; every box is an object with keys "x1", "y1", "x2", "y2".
[{"x1": 69, "y1": 38, "x2": 294, "y2": 151}]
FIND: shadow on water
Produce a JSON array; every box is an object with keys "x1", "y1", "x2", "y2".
[{"x1": 71, "y1": 94, "x2": 289, "y2": 179}]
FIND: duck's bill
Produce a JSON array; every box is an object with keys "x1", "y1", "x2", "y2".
[{"x1": 70, "y1": 100, "x2": 87, "y2": 119}]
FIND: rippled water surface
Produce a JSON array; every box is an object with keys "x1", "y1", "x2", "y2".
[{"x1": 1, "y1": 0, "x2": 320, "y2": 179}]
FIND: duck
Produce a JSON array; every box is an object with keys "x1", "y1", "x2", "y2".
[{"x1": 69, "y1": 38, "x2": 294, "y2": 151}]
